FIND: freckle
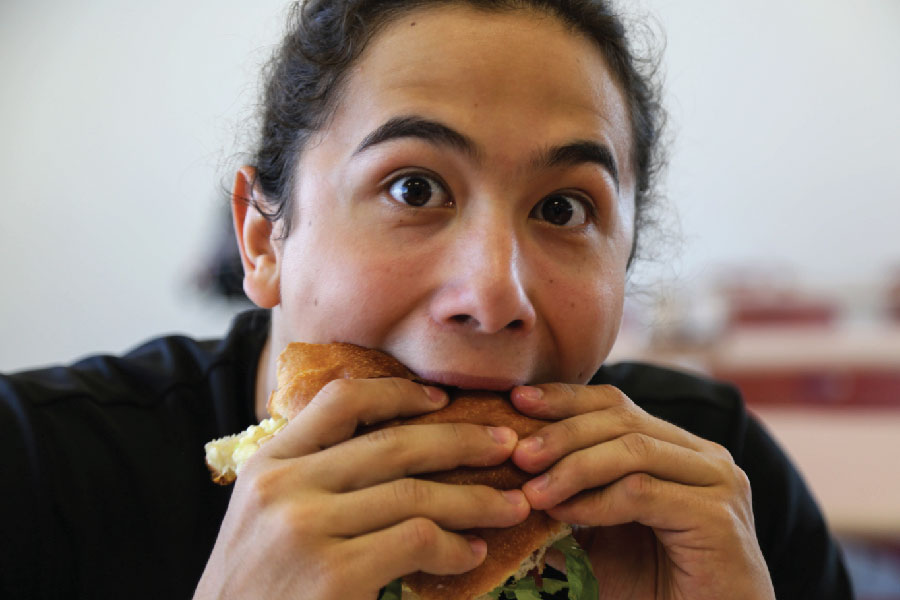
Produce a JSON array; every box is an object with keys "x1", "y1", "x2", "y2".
[
  {"x1": 549, "y1": 279, "x2": 555, "y2": 284},
  {"x1": 313, "y1": 298, "x2": 319, "y2": 307},
  {"x1": 410, "y1": 21, "x2": 416, "y2": 26}
]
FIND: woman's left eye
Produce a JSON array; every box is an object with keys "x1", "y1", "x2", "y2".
[
  {"x1": 387, "y1": 174, "x2": 450, "y2": 208},
  {"x1": 530, "y1": 193, "x2": 590, "y2": 227}
]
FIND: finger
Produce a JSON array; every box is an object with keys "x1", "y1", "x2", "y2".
[
  {"x1": 307, "y1": 422, "x2": 517, "y2": 491},
  {"x1": 325, "y1": 480, "x2": 530, "y2": 536},
  {"x1": 512, "y1": 389, "x2": 713, "y2": 473},
  {"x1": 522, "y1": 434, "x2": 722, "y2": 510},
  {"x1": 339, "y1": 517, "x2": 488, "y2": 591},
  {"x1": 263, "y1": 377, "x2": 448, "y2": 459},
  {"x1": 547, "y1": 472, "x2": 714, "y2": 530},
  {"x1": 511, "y1": 382, "x2": 627, "y2": 420}
]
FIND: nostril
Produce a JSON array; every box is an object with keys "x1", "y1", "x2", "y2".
[
  {"x1": 450, "y1": 314, "x2": 471, "y2": 325},
  {"x1": 507, "y1": 319, "x2": 524, "y2": 331}
]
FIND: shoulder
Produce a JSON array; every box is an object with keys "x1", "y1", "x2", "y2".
[
  {"x1": 0, "y1": 310, "x2": 270, "y2": 597},
  {"x1": 1, "y1": 309, "x2": 269, "y2": 409},
  {"x1": 592, "y1": 361, "x2": 746, "y2": 451}
]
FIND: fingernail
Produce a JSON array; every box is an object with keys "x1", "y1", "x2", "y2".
[
  {"x1": 519, "y1": 436, "x2": 544, "y2": 454},
  {"x1": 424, "y1": 386, "x2": 447, "y2": 405},
  {"x1": 515, "y1": 386, "x2": 543, "y2": 405},
  {"x1": 502, "y1": 489, "x2": 525, "y2": 505},
  {"x1": 488, "y1": 426, "x2": 515, "y2": 444},
  {"x1": 528, "y1": 473, "x2": 550, "y2": 492},
  {"x1": 466, "y1": 535, "x2": 487, "y2": 558}
]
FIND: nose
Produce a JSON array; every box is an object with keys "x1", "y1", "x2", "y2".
[{"x1": 429, "y1": 216, "x2": 537, "y2": 335}]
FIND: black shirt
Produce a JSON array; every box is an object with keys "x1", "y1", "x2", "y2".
[{"x1": 0, "y1": 309, "x2": 852, "y2": 599}]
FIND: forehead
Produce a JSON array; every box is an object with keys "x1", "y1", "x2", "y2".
[{"x1": 324, "y1": 4, "x2": 633, "y2": 184}]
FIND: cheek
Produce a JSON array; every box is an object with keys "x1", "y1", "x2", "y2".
[
  {"x1": 278, "y1": 231, "x2": 426, "y2": 346},
  {"x1": 545, "y1": 266, "x2": 625, "y2": 383}
]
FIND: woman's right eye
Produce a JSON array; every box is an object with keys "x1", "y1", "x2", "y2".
[{"x1": 387, "y1": 174, "x2": 451, "y2": 208}]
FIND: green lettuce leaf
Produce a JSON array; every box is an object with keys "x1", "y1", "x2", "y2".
[
  {"x1": 551, "y1": 535, "x2": 600, "y2": 600},
  {"x1": 386, "y1": 534, "x2": 598, "y2": 600},
  {"x1": 378, "y1": 578, "x2": 403, "y2": 600}
]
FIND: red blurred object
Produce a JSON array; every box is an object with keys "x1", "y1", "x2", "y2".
[
  {"x1": 723, "y1": 287, "x2": 837, "y2": 328},
  {"x1": 888, "y1": 276, "x2": 900, "y2": 323},
  {"x1": 714, "y1": 368, "x2": 900, "y2": 407},
  {"x1": 729, "y1": 296, "x2": 836, "y2": 327},
  {"x1": 712, "y1": 266, "x2": 839, "y2": 328}
]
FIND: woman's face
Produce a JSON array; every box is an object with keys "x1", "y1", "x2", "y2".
[{"x1": 269, "y1": 5, "x2": 635, "y2": 388}]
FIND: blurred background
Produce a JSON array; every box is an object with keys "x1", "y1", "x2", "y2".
[{"x1": 1, "y1": 0, "x2": 898, "y2": 596}]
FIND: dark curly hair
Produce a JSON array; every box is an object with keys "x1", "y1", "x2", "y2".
[{"x1": 249, "y1": 0, "x2": 666, "y2": 267}]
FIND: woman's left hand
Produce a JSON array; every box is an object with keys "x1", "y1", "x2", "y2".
[{"x1": 510, "y1": 383, "x2": 775, "y2": 600}]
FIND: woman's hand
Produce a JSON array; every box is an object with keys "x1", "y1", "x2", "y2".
[
  {"x1": 193, "y1": 378, "x2": 530, "y2": 600},
  {"x1": 510, "y1": 384, "x2": 775, "y2": 600}
]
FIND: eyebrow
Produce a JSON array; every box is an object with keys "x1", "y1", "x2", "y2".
[
  {"x1": 354, "y1": 114, "x2": 619, "y2": 188},
  {"x1": 539, "y1": 140, "x2": 619, "y2": 190},
  {"x1": 354, "y1": 115, "x2": 477, "y2": 157}
]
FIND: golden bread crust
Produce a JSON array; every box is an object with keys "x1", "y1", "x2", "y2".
[
  {"x1": 267, "y1": 342, "x2": 418, "y2": 420},
  {"x1": 207, "y1": 463, "x2": 236, "y2": 486},
  {"x1": 403, "y1": 511, "x2": 568, "y2": 600},
  {"x1": 378, "y1": 392, "x2": 564, "y2": 600},
  {"x1": 219, "y1": 342, "x2": 567, "y2": 599}
]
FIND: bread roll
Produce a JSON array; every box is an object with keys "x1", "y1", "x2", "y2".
[{"x1": 204, "y1": 342, "x2": 570, "y2": 599}]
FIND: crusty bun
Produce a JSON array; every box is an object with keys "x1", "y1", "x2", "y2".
[
  {"x1": 267, "y1": 341, "x2": 419, "y2": 421},
  {"x1": 205, "y1": 342, "x2": 570, "y2": 599},
  {"x1": 388, "y1": 392, "x2": 570, "y2": 600},
  {"x1": 205, "y1": 342, "x2": 417, "y2": 484}
]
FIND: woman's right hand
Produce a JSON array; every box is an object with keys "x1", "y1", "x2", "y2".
[{"x1": 192, "y1": 377, "x2": 530, "y2": 600}]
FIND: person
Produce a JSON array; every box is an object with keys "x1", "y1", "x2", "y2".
[{"x1": 0, "y1": 0, "x2": 852, "y2": 598}]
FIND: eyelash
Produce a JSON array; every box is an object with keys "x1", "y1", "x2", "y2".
[
  {"x1": 384, "y1": 170, "x2": 453, "y2": 208},
  {"x1": 382, "y1": 170, "x2": 599, "y2": 228}
]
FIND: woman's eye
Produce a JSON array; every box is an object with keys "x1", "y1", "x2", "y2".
[
  {"x1": 530, "y1": 194, "x2": 589, "y2": 227},
  {"x1": 387, "y1": 174, "x2": 450, "y2": 208}
]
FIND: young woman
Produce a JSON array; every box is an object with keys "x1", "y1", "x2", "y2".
[{"x1": 1, "y1": 1, "x2": 851, "y2": 599}]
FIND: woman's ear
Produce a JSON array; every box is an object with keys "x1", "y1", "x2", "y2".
[{"x1": 232, "y1": 166, "x2": 281, "y2": 309}]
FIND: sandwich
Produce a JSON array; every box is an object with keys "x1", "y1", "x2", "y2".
[{"x1": 205, "y1": 342, "x2": 599, "y2": 600}]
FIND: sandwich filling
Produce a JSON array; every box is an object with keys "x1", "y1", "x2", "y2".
[{"x1": 379, "y1": 533, "x2": 599, "y2": 600}]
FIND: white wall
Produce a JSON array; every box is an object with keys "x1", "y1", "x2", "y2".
[
  {"x1": 644, "y1": 0, "x2": 900, "y2": 288},
  {"x1": 2, "y1": 0, "x2": 899, "y2": 371},
  {"x1": 1, "y1": 0, "x2": 289, "y2": 370}
]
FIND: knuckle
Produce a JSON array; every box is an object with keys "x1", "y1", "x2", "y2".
[
  {"x1": 556, "y1": 382, "x2": 580, "y2": 402},
  {"x1": 558, "y1": 417, "x2": 584, "y2": 440},
  {"x1": 622, "y1": 472, "x2": 655, "y2": 501},
  {"x1": 612, "y1": 386, "x2": 632, "y2": 405},
  {"x1": 612, "y1": 403, "x2": 642, "y2": 432},
  {"x1": 241, "y1": 464, "x2": 282, "y2": 509},
  {"x1": 731, "y1": 464, "x2": 752, "y2": 496},
  {"x1": 278, "y1": 499, "x2": 319, "y2": 542},
  {"x1": 394, "y1": 477, "x2": 432, "y2": 508},
  {"x1": 311, "y1": 378, "x2": 359, "y2": 418},
  {"x1": 620, "y1": 432, "x2": 656, "y2": 462},
  {"x1": 447, "y1": 422, "x2": 468, "y2": 444},
  {"x1": 403, "y1": 517, "x2": 440, "y2": 551},
  {"x1": 318, "y1": 377, "x2": 355, "y2": 402},
  {"x1": 385, "y1": 376, "x2": 414, "y2": 400},
  {"x1": 707, "y1": 440, "x2": 734, "y2": 461},
  {"x1": 603, "y1": 385, "x2": 632, "y2": 408},
  {"x1": 363, "y1": 424, "x2": 402, "y2": 448}
]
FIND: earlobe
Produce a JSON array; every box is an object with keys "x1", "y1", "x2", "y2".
[{"x1": 232, "y1": 166, "x2": 281, "y2": 309}]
